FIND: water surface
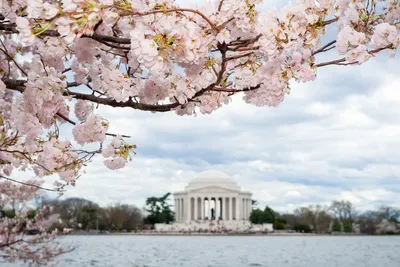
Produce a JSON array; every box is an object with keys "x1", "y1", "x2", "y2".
[{"x1": 6, "y1": 235, "x2": 400, "y2": 266}]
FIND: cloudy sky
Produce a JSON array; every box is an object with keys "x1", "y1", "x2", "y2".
[{"x1": 27, "y1": 0, "x2": 400, "y2": 213}]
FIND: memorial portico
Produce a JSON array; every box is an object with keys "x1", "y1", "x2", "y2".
[{"x1": 173, "y1": 170, "x2": 252, "y2": 222}]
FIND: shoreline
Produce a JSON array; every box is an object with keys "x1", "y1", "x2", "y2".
[{"x1": 68, "y1": 232, "x2": 373, "y2": 237}]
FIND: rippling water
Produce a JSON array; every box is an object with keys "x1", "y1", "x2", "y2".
[{"x1": 5, "y1": 235, "x2": 400, "y2": 266}]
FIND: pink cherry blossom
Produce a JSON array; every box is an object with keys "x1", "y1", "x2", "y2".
[
  {"x1": 100, "y1": 0, "x2": 114, "y2": 5},
  {"x1": 336, "y1": 25, "x2": 366, "y2": 55},
  {"x1": 56, "y1": 17, "x2": 76, "y2": 43},
  {"x1": 370, "y1": 23, "x2": 398, "y2": 50},
  {"x1": 104, "y1": 157, "x2": 126, "y2": 170},
  {"x1": 27, "y1": 0, "x2": 43, "y2": 18},
  {"x1": 72, "y1": 114, "x2": 108, "y2": 145},
  {"x1": 0, "y1": 80, "x2": 5, "y2": 93},
  {"x1": 15, "y1": 17, "x2": 35, "y2": 45},
  {"x1": 216, "y1": 29, "x2": 232, "y2": 44},
  {"x1": 43, "y1": 2, "x2": 59, "y2": 19},
  {"x1": 345, "y1": 44, "x2": 371, "y2": 64},
  {"x1": 74, "y1": 100, "x2": 93, "y2": 121}
]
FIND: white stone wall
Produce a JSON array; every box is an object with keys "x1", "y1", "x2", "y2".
[{"x1": 154, "y1": 221, "x2": 273, "y2": 233}]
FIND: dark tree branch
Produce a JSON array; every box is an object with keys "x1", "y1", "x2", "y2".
[
  {"x1": 315, "y1": 45, "x2": 394, "y2": 68},
  {"x1": 0, "y1": 175, "x2": 64, "y2": 192},
  {"x1": 313, "y1": 40, "x2": 336, "y2": 55},
  {"x1": 0, "y1": 23, "x2": 130, "y2": 44}
]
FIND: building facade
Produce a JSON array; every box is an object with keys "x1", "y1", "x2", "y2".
[{"x1": 173, "y1": 170, "x2": 252, "y2": 222}]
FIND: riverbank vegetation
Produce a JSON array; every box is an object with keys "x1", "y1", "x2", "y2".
[
  {"x1": 2, "y1": 193, "x2": 398, "y2": 235},
  {"x1": 249, "y1": 200, "x2": 400, "y2": 235}
]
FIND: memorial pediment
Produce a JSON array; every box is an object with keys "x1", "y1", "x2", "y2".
[{"x1": 189, "y1": 186, "x2": 238, "y2": 194}]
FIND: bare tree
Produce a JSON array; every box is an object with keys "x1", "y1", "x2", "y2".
[
  {"x1": 294, "y1": 205, "x2": 332, "y2": 233},
  {"x1": 377, "y1": 206, "x2": 400, "y2": 223},
  {"x1": 329, "y1": 200, "x2": 356, "y2": 221}
]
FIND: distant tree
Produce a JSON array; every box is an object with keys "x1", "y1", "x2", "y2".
[
  {"x1": 250, "y1": 209, "x2": 265, "y2": 224},
  {"x1": 273, "y1": 217, "x2": 287, "y2": 230},
  {"x1": 280, "y1": 214, "x2": 298, "y2": 229},
  {"x1": 329, "y1": 200, "x2": 355, "y2": 221},
  {"x1": 103, "y1": 203, "x2": 142, "y2": 231},
  {"x1": 144, "y1": 193, "x2": 174, "y2": 225},
  {"x1": 332, "y1": 219, "x2": 342, "y2": 232},
  {"x1": 294, "y1": 207, "x2": 314, "y2": 226},
  {"x1": 357, "y1": 211, "x2": 379, "y2": 234},
  {"x1": 46, "y1": 197, "x2": 100, "y2": 230},
  {"x1": 343, "y1": 218, "x2": 353, "y2": 233},
  {"x1": 377, "y1": 206, "x2": 400, "y2": 223},
  {"x1": 263, "y1": 206, "x2": 278, "y2": 224},
  {"x1": 293, "y1": 205, "x2": 332, "y2": 233},
  {"x1": 293, "y1": 224, "x2": 312, "y2": 233},
  {"x1": 315, "y1": 209, "x2": 332, "y2": 233},
  {"x1": 250, "y1": 206, "x2": 279, "y2": 224}
]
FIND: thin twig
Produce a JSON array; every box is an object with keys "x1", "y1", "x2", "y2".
[
  {"x1": 0, "y1": 175, "x2": 64, "y2": 192},
  {"x1": 315, "y1": 44, "x2": 393, "y2": 68},
  {"x1": 55, "y1": 112, "x2": 131, "y2": 138},
  {"x1": 313, "y1": 40, "x2": 336, "y2": 55}
]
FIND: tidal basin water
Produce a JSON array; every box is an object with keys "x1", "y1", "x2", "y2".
[{"x1": 9, "y1": 235, "x2": 400, "y2": 266}]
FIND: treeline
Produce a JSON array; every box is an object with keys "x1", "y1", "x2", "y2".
[
  {"x1": 0, "y1": 193, "x2": 174, "y2": 232},
  {"x1": 250, "y1": 200, "x2": 400, "y2": 235},
  {"x1": 43, "y1": 197, "x2": 144, "y2": 232},
  {"x1": 1, "y1": 193, "x2": 399, "y2": 235}
]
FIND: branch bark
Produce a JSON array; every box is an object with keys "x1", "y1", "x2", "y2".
[
  {"x1": 315, "y1": 45, "x2": 394, "y2": 68},
  {"x1": 0, "y1": 175, "x2": 64, "y2": 192}
]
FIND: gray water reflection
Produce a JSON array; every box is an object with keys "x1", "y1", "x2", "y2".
[{"x1": 6, "y1": 235, "x2": 400, "y2": 266}]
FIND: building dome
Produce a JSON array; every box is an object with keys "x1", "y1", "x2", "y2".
[{"x1": 184, "y1": 170, "x2": 240, "y2": 191}]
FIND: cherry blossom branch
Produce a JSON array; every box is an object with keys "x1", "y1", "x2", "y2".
[
  {"x1": 3, "y1": 78, "x2": 180, "y2": 112},
  {"x1": 0, "y1": 79, "x2": 131, "y2": 137},
  {"x1": 0, "y1": 46, "x2": 28, "y2": 77},
  {"x1": 0, "y1": 239, "x2": 24, "y2": 249},
  {"x1": 322, "y1": 17, "x2": 339, "y2": 26},
  {"x1": 315, "y1": 45, "x2": 394, "y2": 68},
  {"x1": 0, "y1": 22, "x2": 130, "y2": 45},
  {"x1": 115, "y1": 7, "x2": 219, "y2": 31},
  {"x1": 313, "y1": 40, "x2": 336, "y2": 55},
  {"x1": 226, "y1": 52, "x2": 254, "y2": 61},
  {"x1": 54, "y1": 112, "x2": 131, "y2": 138},
  {"x1": 0, "y1": 176, "x2": 64, "y2": 192},
  {"x1": 209, "y1": 84, "x2": 261, "y2": 93},
  {"x1": 218, "y1": 0, "x2": 226, "y2": 12}
]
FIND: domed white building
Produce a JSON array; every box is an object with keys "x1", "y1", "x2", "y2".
[{"x1": 173, "y1": 170, "x2": 252, "y2": 222}]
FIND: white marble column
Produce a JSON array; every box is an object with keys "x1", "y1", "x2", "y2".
[
  {"x1": 201, "y1": 197, "x2": 204, "y2": 220},
  {"x1": 244, "y1": 199, "x2": 247, "y2": 220},
  {"x1": 247, "y1": 198, "x2": 251, "y2": 219},
  {"x1": 221, "y1": 197, "x2": 225, "y2": 220},
  {"x1": 247, "y1": 199, "x2": 250, "y2": 219},
  {"x1": 177, "y1": 199, "x2": 180, "y2": 221},
  {"x1": 181, "y1": 198, "x2": 184, "y2": 222},
  {"x1": 177, "y1": 198, "x2": 179, "y2": 221},
  {"x1": 215, "y1": 197, "x2": 219, "y2": 220},
  {"x1": 227, "y1": 197, "x2": 231, "y2": 220},
  {"x1": 187, "y1": 197, "x2": 191, "y2": 221},
  {"x1": 194, "y1": 197, "x2": 198, "y2": 220},
  {"x1": 243, "y1": 199, "x2": 246, "y2": 220},
  {"x1": 208, "y1": 197, "x2": 212, "y2": 220},
  {"x1": 236, "y1": 197, "x2": 240, "y2": 220},
  {"x1": 231, "y1": 197, "x2": 233, "y2": 220}
]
